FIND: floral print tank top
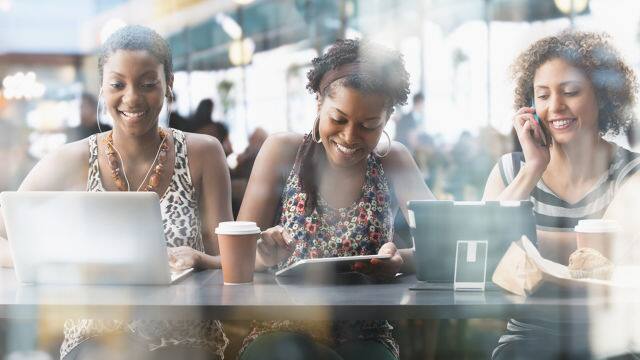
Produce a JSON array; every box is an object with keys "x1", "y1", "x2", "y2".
[
  {"x1": 241, "y1": 135, "x2": 399, "y2": 358},
  {"x1": 278, "y1": 144, "x2": 394, "y2": 267}
]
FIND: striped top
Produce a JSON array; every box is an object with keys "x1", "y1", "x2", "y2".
[
  {"x1": 497, "y1": 143, "x2": 640, "y2": 232},
  {"x1": 492, "y1": 143, "x2": 640, "y2": 359}
]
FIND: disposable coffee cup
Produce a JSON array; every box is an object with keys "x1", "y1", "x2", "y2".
[
  {"x1": 215, "y1": 221, "x2": 261, "y2": 285},
  {"x1": 574, "y1": 219, "x2": 621, "y2": 260}
]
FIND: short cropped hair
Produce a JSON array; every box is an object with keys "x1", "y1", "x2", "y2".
[{"x1": 98, "y1": 25, "x2": 173, "y2": 84}]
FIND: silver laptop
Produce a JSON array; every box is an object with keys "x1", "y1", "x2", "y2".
[{"x1": 0, "y1": 191, "x2": 192, "y2": 285}]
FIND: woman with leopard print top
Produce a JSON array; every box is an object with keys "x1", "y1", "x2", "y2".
[{"x1": 0, "y1": 25, "x2": 231, "y2": 359}]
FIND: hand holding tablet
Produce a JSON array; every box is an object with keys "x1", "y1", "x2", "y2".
[
  {"x1": 369, "y1": 242, "x2": 404, "y2": 281},
  {"x1": 275, "y1": 253, "x2": 392, "y2": 279}
]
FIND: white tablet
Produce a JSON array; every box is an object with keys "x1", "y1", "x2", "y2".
[{"x1": 275, "y1": 254, "x2": 392, "y2": 278}]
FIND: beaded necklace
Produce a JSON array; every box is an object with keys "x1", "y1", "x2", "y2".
[{"x1": 103, "y1": 128, "x2": 169, "y2": 192}]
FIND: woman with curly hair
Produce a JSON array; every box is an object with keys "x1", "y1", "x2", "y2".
[
  {"x1": 236, "y1": 39, "x2": 434, "y2": 360},
  {"x1": 484, "y1": 30, "x2": 639, "y2": 359}
]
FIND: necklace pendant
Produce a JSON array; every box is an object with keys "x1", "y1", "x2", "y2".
[
  {"x1": 107, "y1": 154, "x2": 118, "y2": 168},
  {"x1": 149, "y1": 174, "x2": 160, "y2": 188},
  {"x1": 158, "y1": 151, "x2": 167, "y2": 163},
  {"x1": 104, "y1": 128, "x2": 169, "y2": 193},
  {"x1": 114, "y1": 177, "x2": 126, "y2": 191}
]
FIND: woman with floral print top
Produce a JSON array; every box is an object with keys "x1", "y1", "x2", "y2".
[{"x1": 237, "y1": 39, "x2": 434, "y2": 360}]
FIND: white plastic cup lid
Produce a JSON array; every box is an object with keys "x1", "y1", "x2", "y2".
[
  {"x1": 574, "y1": 219, "x2": 621, "y2": 233},
  {"x1": 215, "y1": 221, "x2": 261, "y2": 235}
]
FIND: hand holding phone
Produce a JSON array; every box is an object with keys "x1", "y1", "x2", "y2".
[
  {"x1": 530, "y1": 101, "x2": 551, "y2": 147},
  {"x1": 512, "y1": 104, "x2": 551, "y2": 176}
]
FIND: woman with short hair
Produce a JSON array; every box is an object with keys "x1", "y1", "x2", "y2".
[{"x1": 0, "y1": 25, "x2": 232, "y2": 359}]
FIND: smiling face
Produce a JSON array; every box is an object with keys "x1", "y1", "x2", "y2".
[
  {"x1": 533, "y1": 58, "x2": 600, "y2": 145},
  {"x1": 102, "y1": 49, "x2": 172, "y2": 136},
  {"x1": 317, "y1": 85, "x2": 389, "y2": 168}
]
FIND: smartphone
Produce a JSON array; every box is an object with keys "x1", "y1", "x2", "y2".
[{"x1": 530, "y1": 100, "x2": 551, "y2": 147}]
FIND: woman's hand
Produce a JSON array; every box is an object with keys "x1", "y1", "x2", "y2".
[
  {"x1": 257, "y1": 225, "x2": 295, "y2": 268},
  {"x1": 168, "y1": 246, "x2": 203, "y2": 270},
  {"x1": 368, "y1": 242, "x2": 403, "y2": 281},
  {"x1": 513, "y1": 107, "x2": 550, "y2": 177}
]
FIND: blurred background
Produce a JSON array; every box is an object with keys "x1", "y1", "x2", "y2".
[
  {"x1": 2, "y1": 0, "x2": 640, "y2": 359},
  {"x1": 2, "y1": 0, "x2": 639, "y2": 201}
]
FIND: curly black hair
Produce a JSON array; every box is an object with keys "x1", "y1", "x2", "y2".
[
  {"x1": 299, "y1": 39, "x2": 410, "y2": 215},
  {"x1": 306, "y1": 39, "x2": 410, "y2": 109},
  {"x1": 511, "y1": 30, "x2": 638, "y2": 136},
  {"x1": 98, "y1": 25, "x2": 173, "y2": 85}
]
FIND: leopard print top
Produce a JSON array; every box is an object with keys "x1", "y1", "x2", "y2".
[{"x1": 60, "y1": 129, "x2": 228, "y2": 359}]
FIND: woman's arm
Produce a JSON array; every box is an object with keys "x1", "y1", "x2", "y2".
[
  {"x1": 178, "y1": 134, "x2": 233, "y2": 270},
  {"x1": 482, "y1": 162, "x2": 542, "y2": 201},
  {"x1": 1, "y1": 140, "x2": 89, "y2": 267},
  {"x1": 484, "y1": 107, "x2": 549, "y2": 201},
  {"x1": 237, "y1": 133, "x2": 302, "y2": 270},
  {"x1": 382, "y1": 142, "x2": 435, "y2": 273}
]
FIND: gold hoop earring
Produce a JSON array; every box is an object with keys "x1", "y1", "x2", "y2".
[
  {"x1": 311, "y1": 116, "x2": 322, "y2": 143},
  {"x1": 374, "y1": 130, "x2": 391, "y2": 158}
]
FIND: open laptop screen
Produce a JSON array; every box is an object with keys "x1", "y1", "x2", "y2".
[{"x1": 1, "y1": 191, "x2": 177, "y2": 285}]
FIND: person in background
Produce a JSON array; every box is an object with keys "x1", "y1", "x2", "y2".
[
  {"x1": 237, "y1": 39, "x2": 435, "y2": 360},
  {"x1": 196, "y1": 121, "x2": 233, "y2": 157},
  {"x1": 231, "y1": 127, "x2": 267, "y2": 179},
  {"x1": 229, "y1": 127, "x2": 267, "y2": 217},
  {"x1": 191, "y1": 99, "x2": 215, "y2": 130},
  {"x1": 193, "y1": 108, "x2": 237, "y2": 217},
  {"x1": 67, "y1": 93, "x2": 112, "y2": 142},
  {"x1": 484, "y1": 30, "x2": 639, "y2": 359},
  {"x1": 395, "y1": 92, "x2": 424, "y2": 149},
  {"x1": 167, "y1": 92, "x2": 190, "y2": 131},
  {"x1": 0, "y1": 25, "x2": 231, "y2": 359}
]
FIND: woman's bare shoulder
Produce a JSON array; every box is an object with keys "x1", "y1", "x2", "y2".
[
  {"x1": 381, "y1": 141, "x2": 417, "y2": 171},
  {"x1": 183, "y1": 131, "x2": 225, "y2": 158},
  {"x1": 40, "y1": 138, "x2": 91, "y2": 172},
  {"x1": 264, "y1": 132, "x2": 304, "y2": 152},
  {"x1": 180, "y1": 132, "x2": 228, "y2": 189},
  {"x1": 258, "y1": 132, "x2": 305, "y2": 166}
]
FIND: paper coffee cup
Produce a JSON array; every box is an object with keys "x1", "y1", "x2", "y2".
[
  {"x1": 215, "y1": 221, "x2": 260, "y2": 284},
  {"x1": 574, "y1": 219, "x2": 620, "y2": 260}
]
